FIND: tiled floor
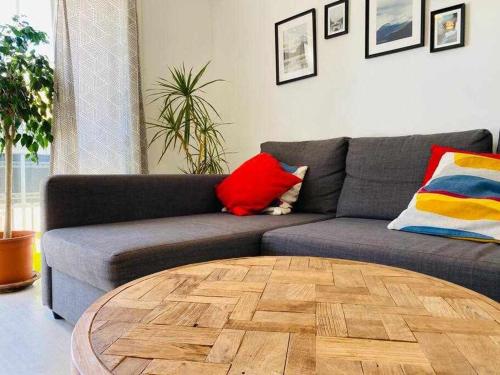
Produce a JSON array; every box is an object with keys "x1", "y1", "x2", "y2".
[{"x1": 0, "y1": 281, "x2": 73, "y2": 374}]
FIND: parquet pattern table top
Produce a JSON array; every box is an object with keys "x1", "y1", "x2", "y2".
[{"x1": 72, "y1": 257, "x2": 500, "y2": 374}]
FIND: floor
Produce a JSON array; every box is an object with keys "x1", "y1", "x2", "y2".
[{"x1": 0, "y1": 281, "x2": 73, "y2": 375}]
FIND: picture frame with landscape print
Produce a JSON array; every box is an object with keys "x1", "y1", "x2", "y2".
[
  {"x1": 275, "y1": 9, "x2": 317, "y2": 85},
  {"x1": 430, "y1": 4, "x2": 465, "y2": 53},
  {"x1": 365, "y1": 0, "x2": 425, "y2": 59},
  {"x1": 325, "y1": 0, "x2": 349, "y2": 39}
]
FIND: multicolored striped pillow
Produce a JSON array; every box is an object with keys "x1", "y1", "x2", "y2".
[{"x1": 388, "y1": 152, "x2": 500, "y2": 243}]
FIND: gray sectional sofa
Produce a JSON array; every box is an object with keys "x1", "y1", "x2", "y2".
[{"x1": 41, "y1": 129, "x2": 500, "y2": 324}]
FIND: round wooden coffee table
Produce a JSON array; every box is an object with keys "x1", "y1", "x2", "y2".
[{"x1": 72, "y1": 256, "x2": 500, "y2": 374}]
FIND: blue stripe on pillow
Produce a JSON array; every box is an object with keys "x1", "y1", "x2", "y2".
[
  {"x1": 424, "y1": 175, "x2": 500, "y2": 199},
  {"x1": 401, "y1": 226, "x2": 495, "y2": 240},
  {"x1": 280, "y1": 162, "x2": 298, "y2": 173}
]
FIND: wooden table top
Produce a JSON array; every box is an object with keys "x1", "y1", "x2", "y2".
[{"x1": 72, "y1": 256, "x2": 500, "y2": 374}]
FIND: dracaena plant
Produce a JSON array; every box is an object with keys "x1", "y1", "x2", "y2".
[
  {"x1": 147, "y1": 62, "x2": 229, "y2": 174},
  {"x1": 0, "y1": 16, "x2": 54, "y2": 239}
]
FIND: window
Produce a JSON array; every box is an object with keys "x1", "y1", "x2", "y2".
[
  {"x1": 0, "y1": 0, "x2": 53, "y2": 233},
  {"x1": 0, "y1": 155, "x2": 51, "y2": 230}
]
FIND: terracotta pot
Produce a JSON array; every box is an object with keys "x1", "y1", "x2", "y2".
[{"x1": 0, "y1": 231, "x2": 35, "y2": 285}]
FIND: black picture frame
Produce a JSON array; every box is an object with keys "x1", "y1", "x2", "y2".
[
  {"x1": 325, "y1": 0, "x2": 349, "y2": 39},
  {"x1": 430, "y1": 3, "x2": 466, "y2": 53},
  {"x1": 275, "y1": 9, "x2": 317, "y2": 85},
  {"x1": 365, "y1": 0, "x2": 425, "y2": 59}
]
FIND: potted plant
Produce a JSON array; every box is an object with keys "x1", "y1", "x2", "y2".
[
  {"x1": 0, "y1": 17, "x2": 53, "y2": 287},
  {"x1": 148, "y1": 62, "x2": 229, "y2": 174}
]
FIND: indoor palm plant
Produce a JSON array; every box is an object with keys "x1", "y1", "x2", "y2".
[
  {"x1": 148, "y1": 62, "x2": 229, "y2": 174},
  {"x1": 0, "y1": 17, "x2": 53, "y2": 286}
]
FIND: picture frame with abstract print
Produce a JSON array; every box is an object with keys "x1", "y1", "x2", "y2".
[
  {"x1": 275, "y1": 9, "x2": 317, "y2": 85},
  {"x1": 430, "y1": 4, "x2": 465, "y2": 53},
  {"x1": 365, "y1": 0, "x2": 425, "y2": 59},
  {"x1": 325, "y1": 0, "x2": 349, "y2": 39}
]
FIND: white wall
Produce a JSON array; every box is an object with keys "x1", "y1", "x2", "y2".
[{"x1": 140, "y1": 0, "x2": 500, "y2": 173}]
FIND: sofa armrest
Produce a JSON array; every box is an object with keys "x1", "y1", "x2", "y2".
[{"x1": 42, "y1": 174, "x2": 226, "y2": 231}]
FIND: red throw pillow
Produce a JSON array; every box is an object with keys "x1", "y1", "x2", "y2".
[
  {"x1": 216, "y1": 153, "x2": 302, "y2": 216},
  {"x1": 422, "y1": 145, "x2": 500, "y2": 185}
]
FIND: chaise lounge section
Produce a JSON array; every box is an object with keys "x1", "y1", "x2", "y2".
[
  {"x1": 42, "y1": 129, "x2": 500, "y2": 323},
  {"x1": 41, "y1": 175, "x2": 332, "y2": 323}
]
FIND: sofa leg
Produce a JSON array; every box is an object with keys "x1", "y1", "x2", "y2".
[{"x1": 52, "y1": 311, "x2": 64, "y2": 320}]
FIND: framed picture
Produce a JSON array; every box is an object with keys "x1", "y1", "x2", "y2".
[
  {"x1": 275, "y1": 9, "x2": 317, "y2": 85},
  {"x1": 365, "y1": 0, "x2": 425, "y2": 59},
  {"x1": 325, "y1": 0, "x2": 349, "y2": 39},
  {"x1": 430, "y1": 4, "x2": 465, "y2": 53}
]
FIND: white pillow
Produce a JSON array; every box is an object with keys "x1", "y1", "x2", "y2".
[{"x1": 263, "y1": 163, "x2": 308, "y2": 216}]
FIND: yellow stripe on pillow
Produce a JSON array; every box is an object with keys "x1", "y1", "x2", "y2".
[
  {"x1": 416, "y1": 193, "x2": 500, "y2": 221},
  {"x1": 451, "y1": 236, "x2": 500, "y2": 244},
  {"x1": 454, "y1": 153, "x2": 500, "y2": 171}
]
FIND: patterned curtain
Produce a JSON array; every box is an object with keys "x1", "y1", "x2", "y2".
[{"x1": 51, "y1": 0, "x2": 148, "y2": 174}]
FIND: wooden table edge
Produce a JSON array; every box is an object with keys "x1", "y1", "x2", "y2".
[{"x1": 71, "y1": 256, "x2": 500, "y2": 374}]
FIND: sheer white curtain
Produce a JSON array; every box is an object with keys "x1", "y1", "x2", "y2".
[{"x1": 51, "y1": 0, "x2": 148, "y2": 174}]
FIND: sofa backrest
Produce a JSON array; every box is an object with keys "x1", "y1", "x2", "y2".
[
  {"x1": 336, "y1": 129, "x2": 493, "y2": 220},
  {"x1": 42, "y1": 174, "x2": 226, "y2": 231},
  {"x1": 261, "y1": 138, "x2": 349, "y2": 214}
]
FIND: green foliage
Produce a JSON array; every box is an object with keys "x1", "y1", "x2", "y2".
[
  {"x1": 147, "y1": 62, "x2": 229, "y2": 174},
  {"x1": 0, "y1": 16, "x2": 54, "y2": 162}
]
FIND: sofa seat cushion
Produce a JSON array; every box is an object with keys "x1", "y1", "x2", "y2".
[
  {"x1": 43, "y1": 213, "x2": 330, "y2": 291},
  {"x1": 261, "y1": 218, "x2": 500, "y2": 301}
]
